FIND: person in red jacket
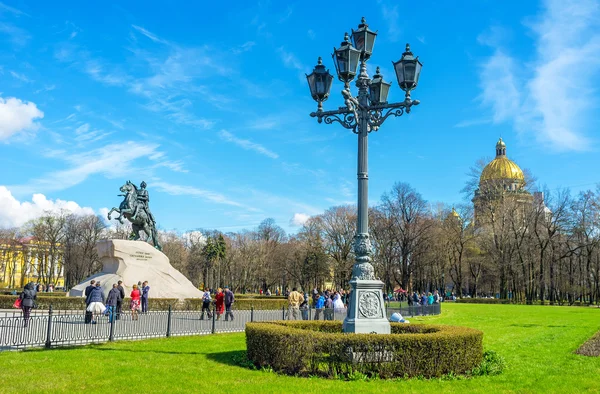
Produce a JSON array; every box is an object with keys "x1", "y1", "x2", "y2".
[
  {"x1": 130, "y1": 284, "x2": 141, "y2": 321},
  {"x1": 214, "y1": 288, "x2": 225, "y2": 320}
]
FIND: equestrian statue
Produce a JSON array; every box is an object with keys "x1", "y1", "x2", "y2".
[{"x1": 107, "y1": 181, "x2": 162, "y2": 251}]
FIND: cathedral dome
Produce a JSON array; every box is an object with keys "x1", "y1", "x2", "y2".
[{"x1": 480, "y1": 138, "x2": 524, "y2": 183}]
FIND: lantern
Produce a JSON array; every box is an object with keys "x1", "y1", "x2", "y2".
[
  {"x1": 351, "y1": 17, "x2": 377, "y2": 61},
  {"x1": 392, "y1": 43, "x2": 423, "y2": 92},
  {"x1": 369, "y1": 67, "x2": 391, "y2": 105},
  {"x1": 306, "y1": 57, "x2": 334, "y2": 103},
  {"x1": 332, "y1": 32, "x2": 361, "y2": 83}
]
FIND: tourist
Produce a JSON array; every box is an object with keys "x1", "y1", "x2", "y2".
[
  {"x1": 142, "y1": 281, "x2": 150, "y2": 313},
  {"x1": 200, "y1": 288, "x2": 212, "y2": 320},
  {"x1": 48, "y1": 284, "x2": 54, "y2": 293},
  {"x1": 287, "y1": 287, "x2": 304, "y2": 320},
  {"x1": 86, "y1": 282, "x2": 106, "y2": 324},
  {"x1": 412, "y1": 291, "x2": 419, "y2": 305},
  {"x1": 420, "y1": 292, "x2": 427, "y2": 306},
  {"x1": 130, "y1": 284, "x2": 142, "y2": 320},
  {"x1": 19, "y1": 282, "x2": 37, "y2": 328},
  {"x1": 105, "y1": 284, "x2": 121, "y2": 322},
  {"x1": 116, "y1": 281, "x2": 125, "y2": 320},
  {"x1": 333, "y1": 292, "x2": 345, "y2": 310},
  {"x1": 224, "y1": 286, "x2": 235, "y2": 321},
  {"x1": 265, "y1": 289, "x2": 271, "y2": 296},
  {"x1": 433, "y1": 290, "x2": 440, "y2": 304},
  {"x1": 314, "y1": 292, "x2": 325, "y2": 320},
  {"x1": 324, "y1": 294, "x2": 334, "y2": 321},
  {"x1": 84, "y1": 280, "x2": 96, "y2": 324},
  {"x1": 300, "y1": 294, "x2": 309, "y2": 320},
  {"x1": 427, "y1": 292, "x2": 434, "y2": 305},
  {"x1": 214, "y1": 288, "x2": 225, "y2": 320}
]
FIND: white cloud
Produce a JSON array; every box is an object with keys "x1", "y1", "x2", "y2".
[
  {"x1": 379, "y1": 2, "x2": 400, "y2": 42},
  {"x1": 132, "y1": 25, "x2": 170, "y2": 45},
  {"x1": 476, "y1": 0, "x2": 600, "y2": 151},
  {"x1": 0, "y1": 96, "x2": 44, "y2": 141},
  {"x1": 290, "y1": 213, "x2": 310, "y2": 227},
  {"x1": 12, "y1": 141, "x2": 160, "y2": 194},
  {"x1": 232, "y1": 41, "x2": 255, "y2": 54},
  {"x1": 0, "y1": 186, "x2": 94, "y2": 228},
  {"x1": 479, "y1": 50, "x2": 521, "y2": 123},
  {"x1": 0, "y1": 23, "x2": 30, "y2": 46},
  {"x1": 10, "y1": 71, "x2": 31, "y2": 83},
  {"x1": 152, "y1": 180, "x2": 246, "y2": 208},
  {"x1": 218, "y1": 129, "x2": 278, "y2": 159},
  {"x1": 0, "y1": 2, "x2": 29, "y2": 16}
]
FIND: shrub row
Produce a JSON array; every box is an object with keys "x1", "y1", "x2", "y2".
[
  {"x1": 183, "y1": 298, "x2": 288, "y2": 310},
  {"x1": 0, "y1": 295, "x2": 288, "y2": 311},
  {"x1": 1, "y1": 291, "x2": 68, "y2": 297},
  {"x1": 234, "y1": 294, "x2": 287, "y2": 300},
  {"x1": 245, "y1": 321, "x2": 483, "y2": 379}
]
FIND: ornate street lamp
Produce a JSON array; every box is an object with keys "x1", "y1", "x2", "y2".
[
  {"x1": 306, "y1": 57, "x2": 334, "y2": 111},
  {"x1": 369, "y1": 67, "x2": 391, "y2": 105},
  {"x1": 307, "y1": 18, "x2": 422, "y2": 334},
  {"x1": 332, "y1": 33, "x2": 361, "y2": 84},
  {"x1": 392, "y1": 44, "x2": 423, "y2": 95},
  {"x1": 351, "y1": 17, "x2": 377, "y2": 60}
]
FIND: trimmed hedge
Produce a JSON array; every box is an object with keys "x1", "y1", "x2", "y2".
[
  {"x1": 1, "y1": 291, "x2": 68, "y2": 297},
  {"x1": 246, "y1": 321, "x2": 483, "y2": 379},
  {"x1": 0, "y1": 295, "x2": 180, "y2": 310},
  {"x1": 183, "y1": 298, "x2": 288, "y2": 311},
  {"x1": 0, "y1": 295, "x2": 288, "y2": 311},
  {"x1": 235, "y1": 294, "x2": 287, "y2": 300}
]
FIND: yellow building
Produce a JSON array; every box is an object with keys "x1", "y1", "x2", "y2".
[
  {"x1": 473, "y1": 138, "x2": 534, "y2": 227},
  {"x1": 0, "y1": 237, "x2": 65, "y2": 289}
]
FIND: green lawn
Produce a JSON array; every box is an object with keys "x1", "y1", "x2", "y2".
[{"x1": 1, "y1": 303, "x2": 599, "y2": 393}]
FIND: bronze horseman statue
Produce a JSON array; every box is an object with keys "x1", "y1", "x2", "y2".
[{"x1": 107, "y1": 181, "x2": 161, "y2": 250}]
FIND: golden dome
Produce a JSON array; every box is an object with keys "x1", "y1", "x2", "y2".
[
  {"x1": 480, "y1": 138, "x2": 525, "y2": 183},
  {"x1": 450, "y1": 207, "x2": 460, "y2": 218}
]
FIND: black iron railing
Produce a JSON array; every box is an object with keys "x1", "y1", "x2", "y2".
[{"x1": 0, "y1": 303, "x2": 441, "y2": 351}]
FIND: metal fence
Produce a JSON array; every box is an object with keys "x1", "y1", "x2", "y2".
[{"x1": 0, "y1": 303, "x2": 441, "y2": 351}]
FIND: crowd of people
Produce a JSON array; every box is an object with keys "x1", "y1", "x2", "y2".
[
  {"x1": 82, "y1": 279, "x2": 150, "y2": 324},
  {"x1": 200, "y1": 287, "x2": 235, "y2": 321},
  {"x1": 15, "y1": 281, "x2": 441, "y2": 327}
]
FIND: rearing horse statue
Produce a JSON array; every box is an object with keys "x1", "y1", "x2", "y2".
[{"x1": 107, "y1": 181, "x2": 162, "y2": 251}]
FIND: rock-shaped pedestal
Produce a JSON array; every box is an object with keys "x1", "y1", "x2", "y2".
[{"x1": 68, "y1": 239, "x2": 203, "y2": 300}]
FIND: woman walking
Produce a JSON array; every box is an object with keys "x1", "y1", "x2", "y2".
[
  {"x1": 86, "y1": 282, "x2": 106, "y2": 324},
  {"x1": 214, "y1": 288, "x2": 225, "y2": 320},
  {"x1": 20, "y1": 282, "x2": 37, "y2": 327},
  {"x1": 130, "y1": 284, "x2": 142, "y2": 320}
]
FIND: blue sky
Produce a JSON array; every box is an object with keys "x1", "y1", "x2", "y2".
[{"x1": 0, "y1": 0, "x2": 599, "y2": 233}]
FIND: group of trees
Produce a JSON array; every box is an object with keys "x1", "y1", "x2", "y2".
[{"x1": 2, "y1": 177, "x2": 600, "y2": 306}]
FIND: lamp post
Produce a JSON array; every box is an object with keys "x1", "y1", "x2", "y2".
[{"x1": 306, "y1": 17, "x2": 422, "y2": 334}]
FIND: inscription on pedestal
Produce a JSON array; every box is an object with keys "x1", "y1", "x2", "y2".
[{"x1": 128, "y1": 252, "x2": 153, "y2": 261}]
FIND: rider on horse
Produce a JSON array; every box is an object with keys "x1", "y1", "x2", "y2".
[{"x1": 131, "y1": 181, "x2": 156, "y2": 224}]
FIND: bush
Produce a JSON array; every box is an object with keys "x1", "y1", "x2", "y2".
[
  {"x1": 245, "y1": 321, "x2": 483, "y2": 379},
  {"x1": 0, "y1": 295, "x2": 180, "y2": 311},
  {"x1": 183, "y1": 298, "x2": 287, "y2": 311},
  {"x1": 472, "y1": 350, "x2": 506, "y2": 376},
  {"x1": 0, "y1": 294, "x2": 289, "y2": 311}
]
